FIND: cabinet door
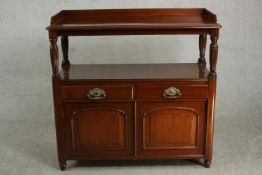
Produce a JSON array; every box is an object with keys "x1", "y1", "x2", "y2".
[
  {"x1": 137, "y1": 101, "x2": 205, "y2": 158},
  {"x1": 63, "y1": 102, "x2": 134, "y2": 158}
]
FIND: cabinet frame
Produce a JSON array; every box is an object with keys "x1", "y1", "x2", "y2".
[{"x1": 47, "y1": 8, "x2": 221, "y2": 170}]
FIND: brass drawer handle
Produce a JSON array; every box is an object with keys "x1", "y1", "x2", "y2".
[
  {"x1": 87, "y1": 88, "x2": 107, "y2": 100},
  {"x1": 163, "y1": 87, "x2": 182, "y2": 98}
]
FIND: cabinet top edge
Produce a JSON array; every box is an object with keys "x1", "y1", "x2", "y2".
[{"x1": 47, "y1": 8, "x2": 221, "y2": 32}]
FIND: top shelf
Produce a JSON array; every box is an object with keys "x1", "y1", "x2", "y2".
[{"x1": 47, "y1": 8, "x2": 221, "y2": 33}]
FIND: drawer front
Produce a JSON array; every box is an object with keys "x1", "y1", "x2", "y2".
[
  {"x1": 62, "y1": 85, "x2": 133, "y2": 101},
  {"x1": 136, "y1": 85, "x2": 208, "y2": 100}
]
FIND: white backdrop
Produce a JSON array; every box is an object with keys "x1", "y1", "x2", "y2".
[{"x1": 0, "y1": 1, "x2": 262, "y2": 174}]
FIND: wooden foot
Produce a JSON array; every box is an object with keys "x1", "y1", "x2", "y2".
[
  {"x1": 204, "y1": 160, "x2": 211, "y2": 168},
  {"x1": 59, "y1": 162, "x2": 67, "y2": 171}
]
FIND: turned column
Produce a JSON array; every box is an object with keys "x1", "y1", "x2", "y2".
[
  {"x1": 49, "y1": 32, "x2": 67, "y2": 171},
  {"x1": 49, "y1": 34, "x2": 59, "y2": 78},
  {"x1": 61, "y1": 35, "x2": 70, "y2": 69},
  {"x1": 209, "y1": 30, "x2": 219, "y2": 76},
  {"x1": 198, "y1": 34, "x2": 207, "y2": 67},
  {"x1": 205, "y1": 29, "x2": 219, "y2": 168}
]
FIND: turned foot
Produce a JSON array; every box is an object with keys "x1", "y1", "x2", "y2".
[
  {"x1": 204, "y1": 160, "x2": 211, "y2": 168},
  {"x1": 59, "y1": 162, "x2": 67, "y2": 171}
]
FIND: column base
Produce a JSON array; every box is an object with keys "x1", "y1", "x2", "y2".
[
  {"x1": 204, "y1": 160, "x2": 211, "y2": 168},
  {"x1": 59, "y1": 161, "x2": 67, "y2": 171}
]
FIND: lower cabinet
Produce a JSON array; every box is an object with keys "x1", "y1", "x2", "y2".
[
  {"x1": 63, "y1": 102, "x2": 134, "y2": 158},
  {"x1": 63, "y1": 100, "x2": 206, "y2": 159},
  {"x1": 136, "y1": 101, "x2": 206, "y2": 158}
]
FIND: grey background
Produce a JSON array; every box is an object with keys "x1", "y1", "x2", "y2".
[{"x1": 0, "y1": 0, "x2": 262, "y2": 174}]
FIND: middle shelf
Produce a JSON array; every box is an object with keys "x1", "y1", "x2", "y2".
[{"x1": 59, "y1": 63, "x2": 208, "y2": 82}]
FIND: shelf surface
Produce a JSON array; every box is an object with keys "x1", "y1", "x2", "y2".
[
  {"x1": 59, "y1": 63, "x2": 209, "y2": 82},
  {"x1": 47, "y1": 8, "x2": 221, "y2": 31}
]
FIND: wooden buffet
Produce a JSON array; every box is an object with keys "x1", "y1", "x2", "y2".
[{"x1": 46, "y1": 8, "x2": 221, "y2": 170}]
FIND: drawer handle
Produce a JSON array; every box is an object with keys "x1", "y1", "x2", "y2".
[
  {"x1": 163, "y1": 87, "x2": 182, "y2": 98},
  {"x1": 87, "y1": 88, "x2": 107, "y2": 100}
]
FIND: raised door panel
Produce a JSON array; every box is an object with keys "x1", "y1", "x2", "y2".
[
  {"x1": 144, "y1": 107, "x2": 197, "y2": 149},
  {"x1": 73, "y1": 109, "x2": 125, "y2": 149},
  {"x1": 137, "y1": 101, "x2": 205, "y2": 158},
  {"x1": 63, "y1": 102, "x2": 134, "y2": 158}
]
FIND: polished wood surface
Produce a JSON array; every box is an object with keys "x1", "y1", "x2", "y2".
[
  {"x1": 61, "y1": 84, "x2": 208, "y2": 102},
  {"x1": 63, "y1": 102, "x2": 134, "y2": 157},
  {"x1": 204, "y1": 76, "x2": 217, "y2": 167},
  {"x1": 209, "y1": 30, "x2": 219, "y2": 76},
  {"x1": 198, "y1": 34, "x2": 207, "y2": 67},
  {"x1": 47, "y1": 8, "x2": 221, "y2": 31},
  {"x1": 61, "y1": 85, "x2": 133, "y2": 101},
  {"x1": 73, "y1": 109, "x2": 126, "y2": 148},
  {"x1": 143, "y1": 108, "x2": 198, "y2": 148},
  {"x1": 61, "y1": 36, "x2": 70, "y2": 68},
  {"x1": 137, "y1": 101, "x2": 205, "y2": 157},
  {"x1": 136, "y1": 85, "x2": 208, "y2": 100},
  {"x1": 60, "y1": 63, "x2": 209, "y2": 81},
  {"x1": 47, "y1": 8, "x2": 221, "y2": 170},
  {"x1": 47, "y1": 9, "x2": 221, "y2": 36}
]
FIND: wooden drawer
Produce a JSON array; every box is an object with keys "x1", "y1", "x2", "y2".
[
  {"x1": 135, "y1": 85, "x2": 208, "y2": 100},
  {"x1": 62, "y1": 85, "x2": 133, "y2": 101}
]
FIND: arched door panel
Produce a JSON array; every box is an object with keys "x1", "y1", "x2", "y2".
[
  {"x1": 63, "y1": 102, "x2": 134, "y2": 157},
  {"x1": 137, "y1": 101, "x2": 205, "y2": 157}
]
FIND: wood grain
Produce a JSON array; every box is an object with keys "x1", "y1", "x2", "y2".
[
  {"x1": 47, "y1": 8, "x2": 221, "y2": 170},
  {"x1": 47, "y1": 8, "x2": 221, "y2": 32},
  {"x1": 136, "y1": 101, "x2": 205, "y2": 157},
  {"x1": 143, "y1": 107, "x2": 198, "y2": 149},
  {"x1": 60, "y1": 63, "x2": 209, "y2": 81},
  {"x1": 63, "y1": 102, "x2": 134, "y2": 157},
  {"x1": 136, "y1": 85, "x2": 208, "y2": 100},
  {"x1": 61, "y1": 85, "x2": 133, "y2": 101}
]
